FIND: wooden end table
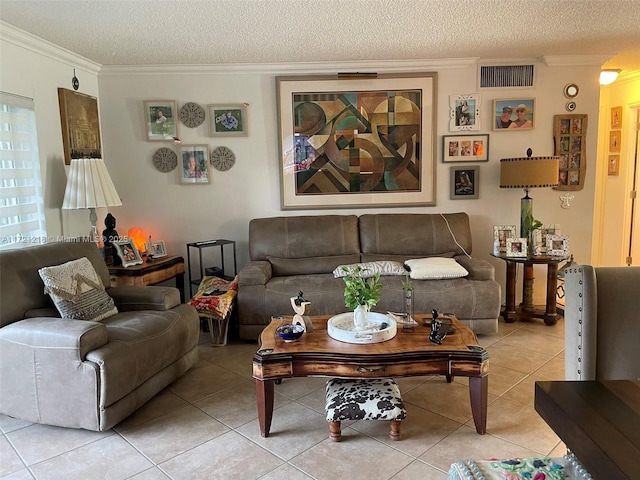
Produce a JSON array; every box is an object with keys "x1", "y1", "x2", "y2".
[
  {"x1": 253, "y1": 314, "x2": 489, "y2": 437},
  {"x1": 108, "y1": 255, "x2": 186, "y2": 303},
  {"x1": 492, "y1": 253, "x2": 568, "y2": 325}
]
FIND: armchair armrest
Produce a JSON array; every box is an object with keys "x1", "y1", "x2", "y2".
[
  {"x1": 108, "y1": 286, "x2": 180, "y2": 311},
  {"x1": 455, "y1": 256, "x2": 495, "y2": 281},
  {"x1": 238, "y1": 260, "x2": 272, "y2": 286}
]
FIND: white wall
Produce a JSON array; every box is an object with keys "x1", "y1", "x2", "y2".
[{"x1": 2, "y1": 24, "x2": 605, "y2": 304}]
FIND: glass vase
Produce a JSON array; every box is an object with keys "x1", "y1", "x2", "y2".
[{"x1": 403, "y1": 287, "x2": 414, "y2": 332}]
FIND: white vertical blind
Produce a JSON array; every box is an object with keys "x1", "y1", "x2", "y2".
[{"x1": 0, "y1": 92, "x2": 46, "y2": 250}]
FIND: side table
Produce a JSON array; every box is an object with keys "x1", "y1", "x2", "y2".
[
  {"x1": 491, "y1": 253, "x2": 568, "y2": 325},
  {"x1": 108, "y1": 255, "x2": 186, "y2": 303},
  {"x1": 186, "y1": 239, "x2": 237, "y2": 297}
]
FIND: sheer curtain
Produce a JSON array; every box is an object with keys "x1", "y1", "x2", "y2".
[{"x1": 0, "y1": 92, "x2": 46, "y2": 250}]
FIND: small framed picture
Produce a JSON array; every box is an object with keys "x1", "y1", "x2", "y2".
[
  {"x1": 611, "y1": 106, "x2": 622, "y2": 129},
  {"x1": 114, "y1": 240, "x2": 143, "y2": 267},
  {"x1": 180, "y1": 145, "x2": 210, "y2": 184},
  {"x1": 150, "y1": 240, "x2": 167, "y2": 258},
  {"x1": 547, "y1": 234, "x2": 570, "y2": 257},
  {"x1": 207, "y1": 104, "x2": 248, "y2": 137},
  {"x1": 493, "y1": 225, "x2": 517, "y2": 253},
  {"x1": 608, "y1": 155, "x2": 620, "y2": 176},
  {"x1": 442, "y1": 134, "x2": 489, "y2": 162},
  {"x1": 609, "y1": 130, "x2": 621, "y2": 152},
  {"x1": 450, "y1": 166, "x2": 479, "y2": 200},
  {"x1": 506, "y1": 238, "x2": 528, "y2": 257},
  {"x1": 449, "y1": 94, "x2": 480, "y2": 131},
  {"x1": 493, "y1": 99, "x2": 535, "y2": 130},
  {"x1": 143, "y1": 100, "x2": 178, "y2": 141}
]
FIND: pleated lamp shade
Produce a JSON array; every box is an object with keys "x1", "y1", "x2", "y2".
[{"x1": 62, "y1": 158, "x2": 122, "y2": 210}]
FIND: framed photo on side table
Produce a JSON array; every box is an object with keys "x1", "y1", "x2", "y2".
[
  {"x1": 113, "y1": 240, "x2": 144, "y2": 267},
  {"x1": 493, "y1": 225, "x2": 517, "y2": 253},
  {"x1": 547, "y1": 234, "x2": 570, "y2": 257},
  {"x1": 150, "y1": 241, "x2": 167, "y2": 258},
  {"x1": 143, "y1": 100, "x2": 178, "y2": 141},
  {"x1": 450, "y1": 166, "x2": 479, "y2": 200},
  {"x1": 443, "y1": 134, "x2": 489, "y2": 162},
  {"x1": 506, "y1": 238, "x2": 528, "y2": 257}
]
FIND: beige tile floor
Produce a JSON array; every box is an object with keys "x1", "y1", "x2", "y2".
[{"x1": 1, "y1": 317, "x2": 567, "y2": 480}]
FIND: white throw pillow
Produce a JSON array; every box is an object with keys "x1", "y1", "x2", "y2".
[
  {"x1": 333, "y1": 261, "x2": 407, "y2": 278},
  {"x1": 404, "y1": 257, "x2": 469, "y2": 280},
  {"x1": 38, "y1": 257, "x2": 118, "y2": 322}
]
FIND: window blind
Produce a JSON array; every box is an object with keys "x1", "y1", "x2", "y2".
[{"x1": 0, "y1": 92, "x2": 46, "y2": 250}]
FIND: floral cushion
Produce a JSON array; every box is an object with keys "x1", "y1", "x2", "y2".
[
  {"x1": 448, "y1": 454, "x2": 593, "y2": 480},
  {"x1": 325, "y1": 378, "x2": 406, "y2": 422},
  {"x1": 189, "y1": 275, "x2": 238, "y2": 319}
]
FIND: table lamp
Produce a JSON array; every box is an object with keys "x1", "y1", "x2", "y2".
[
  {"x1": 500, "y1": 150, "x2": 559, "y2": 240},
  {"x1": 62, "y1": 157, "x2": 122, "y2": 243}
]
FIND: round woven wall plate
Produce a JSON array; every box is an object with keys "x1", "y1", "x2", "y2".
[
  {"x1": 179, "y1": 102, "x2": 206, "y2": 128},
  {"x1": 152, "y1": 147, "x2": 178, "y2": 172},
  {"x1": 210, "y1": 146, "x2": 236, "y2": 171}
]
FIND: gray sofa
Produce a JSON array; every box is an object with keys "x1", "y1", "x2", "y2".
[
  {"x1": 237, "y1": 213, "x2": 500, "y2": 340},
  {"x1": 0, "y1": 241, "x2": 200, "y2": 431},
  {"x1": 564, "y1": 265, "x2": 640, "y2": 380}
]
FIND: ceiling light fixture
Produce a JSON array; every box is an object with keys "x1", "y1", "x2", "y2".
[{"x1": 599, "y1": 69, "x2": 621, "y2": 86}]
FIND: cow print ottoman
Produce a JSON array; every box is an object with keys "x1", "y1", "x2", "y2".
[{"x1": 325, "y1": 378, "x2": 406, "y2": 441}]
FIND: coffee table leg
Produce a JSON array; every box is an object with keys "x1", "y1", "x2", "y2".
[
  {"x1": 256, "y1": 379, "x2": 275, "y2": 437},
  {"x1": 469, "y1": 375, "x2": 488, "y2": 434}
]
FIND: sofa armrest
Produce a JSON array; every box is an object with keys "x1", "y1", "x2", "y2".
[
  {"x1": 108, "y1": 286, "x2": 180, "y2": 311},
  {"x1": 455, "y1": 256, "x2": 495, "y2": 281},
  {"x1": 238, "y1": 260, "x2": 272, "y2": 286}
]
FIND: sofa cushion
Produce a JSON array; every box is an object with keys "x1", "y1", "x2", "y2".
[
  {"x1": 38, "y1": 257, "x2": 118, "y2": 322},
  {"x1": 333, "y1": 261, "x2": 407, "y2": 278},
  {"x1": 404, "y1": 257, "x2": 469, "y2": 280},
  {"x1": 267, "y1": 254, "x2": 360, "y2": 276}
]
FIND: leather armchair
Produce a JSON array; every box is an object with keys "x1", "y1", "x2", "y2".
[{"x1": 564, "y1": 265, "x2": 640, "y2": 381}]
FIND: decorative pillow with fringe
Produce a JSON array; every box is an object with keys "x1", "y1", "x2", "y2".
[
  {"x1": 333, "y1": 261, "x2": 407, "y2": 279},
  {"x1": 38, "y1": 257, "x2": 118, "y2": 322}
]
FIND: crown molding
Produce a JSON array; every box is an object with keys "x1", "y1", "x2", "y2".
[
  {"x1": 98, "y1": 58, "x2": 480, "y2": 76},
  {"x1": 0, "y1": 21, "x2": 101, "y2": 74},
  {"x1": 542, "y1": 55, "x2": 614, "y2": 67}
]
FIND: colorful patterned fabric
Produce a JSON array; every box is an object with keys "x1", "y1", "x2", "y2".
[
  {"x1": 189, "y1": 275, "x2": 238, "y2": 319},
  {"x1": 448, "y1": 454, "x2": 593, "y2": 480}
]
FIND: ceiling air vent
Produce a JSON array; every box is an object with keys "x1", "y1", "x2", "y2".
[{"x1": 479, "y1": 65, "x2": 535, "y2": 88}]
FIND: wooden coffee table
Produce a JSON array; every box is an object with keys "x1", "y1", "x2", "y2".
[{"x1": 253, "y1": 314, "x2": 489, "y2": 437}]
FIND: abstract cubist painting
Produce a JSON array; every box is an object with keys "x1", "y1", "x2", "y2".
[{"x1": 278, "y1": 75, "x2": 436, "y2": 209}]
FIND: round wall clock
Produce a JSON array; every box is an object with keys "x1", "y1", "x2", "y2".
[
  {"x1": 210, "y1": 146, "x2": 236, "y2": 171},
  {"x1": 563, "y1": 84, "x2": 579, "y2": 99},
  {"x1": 179, "y1": 102, "x2": 206, "y2": 128},
  {"x1": 152, "y1": 147, "x2": 178, "y2": 172}
]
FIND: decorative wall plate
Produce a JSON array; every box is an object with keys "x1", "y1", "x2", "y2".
[
  {"x1": 179, "y1": 102, "x2": 206, "y2": 128},
  {"x1": 566, "y1": 101, "x2": 576, "y2": 112},
  {"x1": 152, "y1": 147, "x2": 178, "y2": 172},
  {"x1": 210, "y1": 146, "x2": 236, "y2": 171},
  {"x1": 563, "y1": 84, "x2": 579, "y2": 99}
]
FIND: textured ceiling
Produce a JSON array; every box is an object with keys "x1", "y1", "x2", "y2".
[{"x1": 1, "y1": 0, "x2": 640, "y2": 70}]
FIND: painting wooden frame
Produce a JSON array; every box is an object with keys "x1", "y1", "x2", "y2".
[
  {"x1": 207, "y1": 104, "x2": 248, "y2": 137},
  {"x1": 506, "y1": 238, "x2": 528, "y2": 257},
  {"x1": 150, "y1": 240, "x2": 167, "y2": 258},
  {"x1": 546, "y1": 234, "x2": 570, "y2": 257},
  {"x1": 58, "y1": 88, "x2": 102, "y2": 165},
  {"x1": 609, "y1": 130, "x2": 621, "y2": 153},
  {"x1": 492, "y1": 98, "x2": 535, "y2": 131},
  {"x1": 611, "y1": 106, "x2": 622, "y2": 129},
  {"x1": 449, "y1": 94, "x2": 480, "y2": 131},
  {"x1": 144, "y1": 100, "x2": 178, "y2": 141},
  {"x1": 553, "y1": 114, "x2": 587, "y2": 191},
  {"x1": 450, "y1": 166, "x2": 479, "y2": 200},
  {"x1": 276, "y1": 73, "x2": 437, "y2": 209},
  {"x1": 113, "y1": 240, "x2": 143, "y2": 267},
  {"x1": 442, "y1": 134, "x2": 489, "y2": 162},
  {"x1": 493, "y1": 225, "x2": 517, "y2": 253},
  {"x1": 179, "y1": 145, "x2": 210, "y2": 184},
  {"x1": 608, "y1": 155, "x2": 620, "y2": 176}
]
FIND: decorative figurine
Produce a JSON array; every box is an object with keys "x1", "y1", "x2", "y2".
[
  {"x1": 291, "y1": 291, "x2": 313, "y2": 332},
  {"x1": 429, "y1": 309, "x2": 448, "y2": 345},
  {"x1": 102, "y1": 213, "x2": 120, "y2": 265}
]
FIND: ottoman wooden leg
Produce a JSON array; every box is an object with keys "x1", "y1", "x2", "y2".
[
  {"x1": 329, "y1": 421, "x2": 342, "y2": 442},
  {"x1": 389, "y1": 420, "x2": 402, "y2": 441}
]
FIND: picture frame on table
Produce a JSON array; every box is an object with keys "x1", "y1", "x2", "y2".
[
  {"x1": 449, "y1": 94, "x2": 480, "y2": 131},
  {"x1": 611, "y1": 106, "x2": 622, "y2": 129},
  {"x1": 450, "y1": 166, "x2": 479, "y2": 200},
  {"x1": 547, "y1": 234, "x2": 570, "y2": 257},
  {"x1": 493, "y1": 98, "x2": 535, "y2": 131},
  {"x1": 442, "y1": 134, "x2": 489, "y2": 162},
  {"x1": 113, "y1": 240, "x2": 144, "y2": 267},
  {"x1": 143, "y1": 100, "x2": 178, "y2": 141},
  {"x1": 506, "y1": 238, "x2": 528, "y2": 257},
  {"x1": 149, "y1": 240, "x2": 167, "y2": 258},
  {"x1": 179, "y1": 145, "x2": 210, "y2": 184},
  {"x1": 276, "y1": 73, "x2": 437, "y2": 209},
  {"x1": 207, "y1": 104, "x2": 248, "y2": 137},
  {"x1": 493, "y1": 225, "x2": 517, "y2": 253}
]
